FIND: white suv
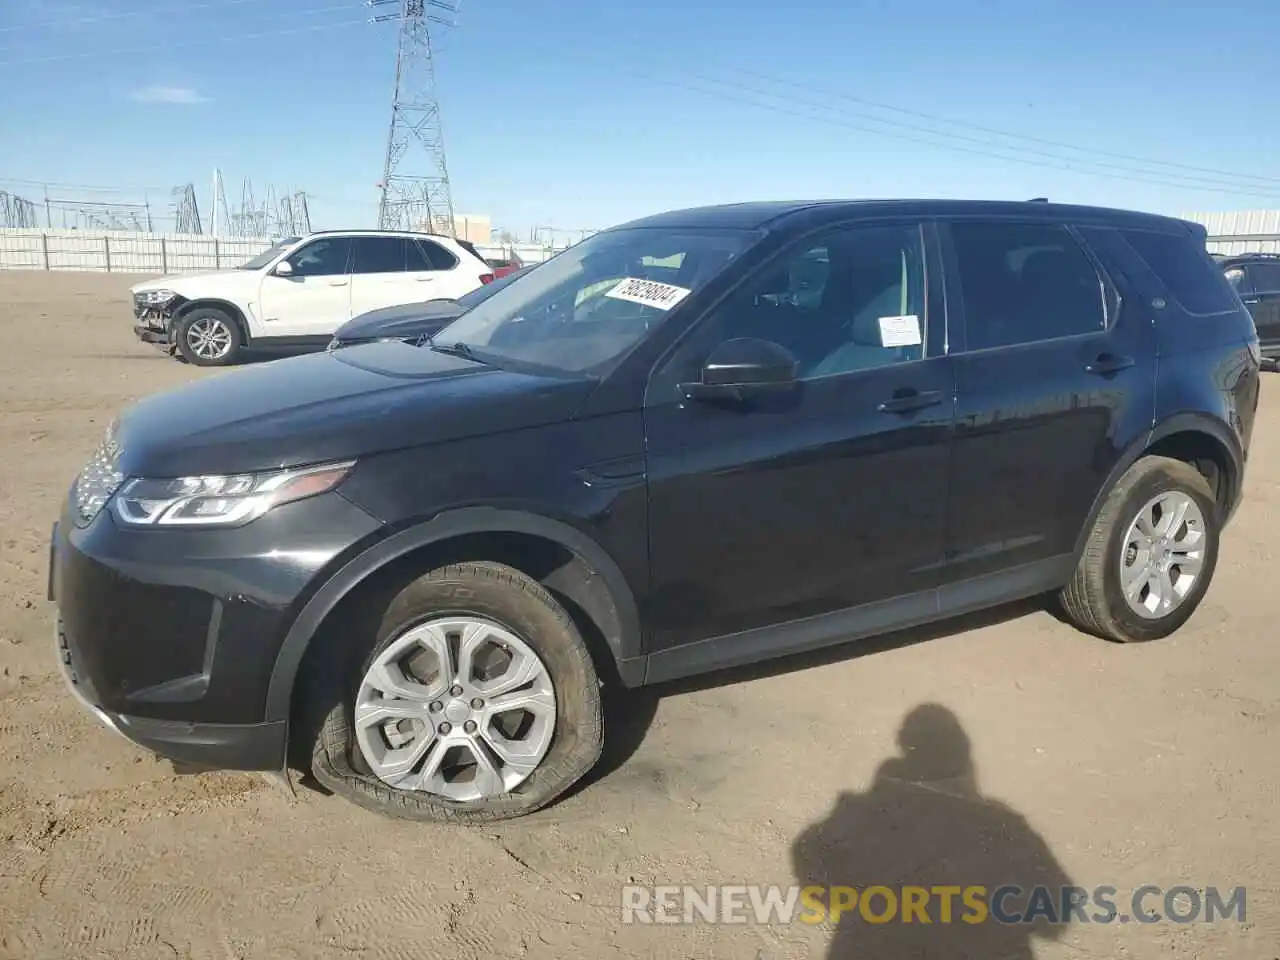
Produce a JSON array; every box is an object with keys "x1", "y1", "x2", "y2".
[{"x1": 130, "y1": 230, "x2": 495, "y2": 366}]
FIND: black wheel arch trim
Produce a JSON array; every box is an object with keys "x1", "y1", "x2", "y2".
[
  {"x1": 173, "y1": 299, "x2": 251, "y2": 344},
  {"x1": 264, "y1": 506, "x2": 644, "y2": 723},
  {"x1": 1070, "y1": 413, "x2": 1243, "y2": 564}
]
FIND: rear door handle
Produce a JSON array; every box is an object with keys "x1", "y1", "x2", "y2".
[
  {"x1": 1244, "y1": 298, "x2": 1260, "y2": 304},
  {"x1": 1084, "y1": 353, "x2": 1135, "y2": 376},
  {"x1": 877, "y1": 389, "x2": 943, "y2": 414}
]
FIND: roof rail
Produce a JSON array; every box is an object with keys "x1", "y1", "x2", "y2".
[{"x1": 1028, "y1": 197, "x2": 1049, "y2": 202}]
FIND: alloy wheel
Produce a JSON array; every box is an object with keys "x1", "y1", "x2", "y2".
[
  {"x1": 1119, "y1": 490, "x2": 1207, "y2": 619},
  {"x1": 353, "y1": 617, "x2": 557, "y2": 802},
  {"x1": 186, "y1": 317, "x2": 233, "y2": 361}
]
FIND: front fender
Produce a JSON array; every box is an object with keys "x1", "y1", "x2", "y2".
[{"x1": 263, "y1": 506, "x2": 644, "y2": 723}]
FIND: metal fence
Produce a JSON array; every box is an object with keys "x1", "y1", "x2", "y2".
[
  {"x1": 1182, "y1": 211, "x2": 1280, "y2": 255},
  {"x1": 0, "y1": 228, "x2": 274, "y2": 273},
  {"x1": 0, "y1": 228, "x2": 567, "y2": 274}
]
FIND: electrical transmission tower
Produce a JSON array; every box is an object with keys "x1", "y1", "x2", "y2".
[{"x1": 371, "y1": 0, "x2": 458, "y2": 236}]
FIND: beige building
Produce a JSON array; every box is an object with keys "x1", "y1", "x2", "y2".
[{"x1": 417, "y1": 212, "x2": 491, "y2": 244}]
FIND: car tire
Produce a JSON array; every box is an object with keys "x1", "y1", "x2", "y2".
[
  {"x1": 173, "y1": 308, "x2": 243, "y2": 366},
  {"x1": 1058, "y1": 455, "x2": 1220, "y2": 643},
  {"x1": 306, "y1": 561, "x2": 605, "y2": 824}
]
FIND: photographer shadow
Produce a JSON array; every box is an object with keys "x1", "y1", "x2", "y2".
[{"x1": 792, "y1": 703, "x2": 1073, "y2": 959}]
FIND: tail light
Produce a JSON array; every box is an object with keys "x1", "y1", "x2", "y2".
[{"x1": 479, "y1": 273, "x2": 495, "y2": 285}]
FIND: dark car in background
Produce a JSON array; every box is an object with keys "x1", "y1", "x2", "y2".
[
  {"x1": 327, "y1": 265, "x2": 533, "y2": 350},
  {"x1": 1219, "y1": 252, "x2": 1280, "y2": 368}
]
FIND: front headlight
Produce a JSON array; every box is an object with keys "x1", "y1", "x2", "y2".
[
  {"x1": 136, "y1": 289, "x2": 178, "y2": 306},
  {"x1": 72, "y1": 421, "x2": 124, "y2": 527},
  {"x1": 113, "y1": 460, "x2": 355, "y2": 528}
]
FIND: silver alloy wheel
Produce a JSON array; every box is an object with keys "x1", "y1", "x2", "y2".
[
  {"x1": 1119, "y1": 490, "x2": 1207, "y2": 619},
  {"x1": 353, "y1": 617, "x2": 557, "y2": 802},
  {"x1": 186, "y1": 316, "x2": 233, "y2": 360}
]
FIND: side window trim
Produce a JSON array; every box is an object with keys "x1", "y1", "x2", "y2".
[
  {"x1": 644, "y1": 217, "x2": 935, "y2": 401},
  {"x1": 939, "y1": 218, "x2": 1114, "y2": 355}
]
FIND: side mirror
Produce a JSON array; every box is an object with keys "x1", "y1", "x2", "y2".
[
  {"x1": 681, "y1": 337, "x2": 798, "y2": 403},
  {"x1": 273, "y1": 260, "x2": 294, "y2": 277}
]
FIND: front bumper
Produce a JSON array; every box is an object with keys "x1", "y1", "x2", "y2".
[
  {"x1": 133, "y1": 323, "x2": 171, "y2": 346},
  {"x1": 48, "y1": 490, "x2": 383, "y2": 770},
  {"x1": 55, "y1": 613, "x2": 287, "y2": 768}
]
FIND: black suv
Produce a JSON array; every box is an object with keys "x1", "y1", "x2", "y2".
[
  {"x1": 49, "y1": 200, "x2": 1260, "y2": 823},
  {"x1": 1218, "y1": 252, "x2": 1280, "y2": 366}
]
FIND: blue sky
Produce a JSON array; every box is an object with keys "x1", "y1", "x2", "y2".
[{"x1": 2, "y1": 0, "x2": 1279, "y2": 235}]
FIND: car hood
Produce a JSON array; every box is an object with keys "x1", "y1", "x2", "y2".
[
  {"x1": 130, "y1": 270, "x2": 249, "y2": 293},
  {"x1": 112, "y1": 342, "x2": 597, "y2": 477},
  {"x1": 334, "y1": 300, "x2": 464, "y2": 342}
]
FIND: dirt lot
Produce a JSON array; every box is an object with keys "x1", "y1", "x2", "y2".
[{"x1": 0, "y1": 271, "x2": 1276, "y2": 959}]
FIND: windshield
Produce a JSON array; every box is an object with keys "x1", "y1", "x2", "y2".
[
  {"x1": 239, "y1": 237, "x2": 301, "y2": 270},
  {"x1": 432, "y1": 227, "x2": 758, "y2": 373}
]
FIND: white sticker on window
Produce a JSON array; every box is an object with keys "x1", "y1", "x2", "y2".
[
  {"x1": 604, "y1": 277, "x2": 692, "y2": 311},
  {"x1": 878, "y1": 314, "x2": 922, "y2": 347}
]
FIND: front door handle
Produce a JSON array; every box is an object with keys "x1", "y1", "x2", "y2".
[
  {"x1": 1243, "y1": 298, "x2": 1260, "y2": 305},
  {"x1": 328, "y1": 279, "x2": 349, "y2": 287},
  {"x1": 877, "y1": 389, "x2": 943, "y2": 414},
  {"x1": 1084, "y1": 353, "x2": 1135, "y2": 376}
]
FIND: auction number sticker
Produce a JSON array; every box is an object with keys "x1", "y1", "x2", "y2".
[{"x1": 605, "y1": 278, "x2": 693, "y2": 310}]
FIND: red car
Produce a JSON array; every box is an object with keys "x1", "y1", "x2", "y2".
[{"x1": 484, "y1": 256, "x2": 525, "y2": 279}]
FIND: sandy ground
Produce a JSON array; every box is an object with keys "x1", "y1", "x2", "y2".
[{"x1": 0, "y1": 271, "x2": 1276, "y2": 960}]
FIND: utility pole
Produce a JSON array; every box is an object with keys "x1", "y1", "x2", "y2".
[{"x1": 371, "y1": 0, "x2": 458, "y2": 236}]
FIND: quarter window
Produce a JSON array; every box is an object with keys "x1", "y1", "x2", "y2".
[
  {"x1": 1120, "y1": 229, "x2": 1239, "y2": 316},
  {"x1": 409, "y1": 239, "x2": 458, "y2": 271},
  {"x1": 950, "y1": 222, "x2": 1106, "y2": 351}
]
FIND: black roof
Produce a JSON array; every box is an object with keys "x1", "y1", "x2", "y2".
[{"x1": 612, "y1": 199, "x2": 1196, "y2": 234}]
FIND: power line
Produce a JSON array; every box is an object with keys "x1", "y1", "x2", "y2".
[
  {"x1": 0, "y1": 0, "x2": 264, "y2": 34},
  {"x1": 677, "y1": 71, "x2": 1280, "y2": 198},
  {"x1": 605, "y1": 64, "x2": 1280, "y2": 202},
  {"x1": 731, "y1": 68, "x2": 1280, "y2": 188},
  {"x1": 0, "y1": 15, "x2": 368, "y2": 65}
]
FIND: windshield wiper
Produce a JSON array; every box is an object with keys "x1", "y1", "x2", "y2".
[{"x1": 429, "y1": 340, "x2": 486, "y2": 363}]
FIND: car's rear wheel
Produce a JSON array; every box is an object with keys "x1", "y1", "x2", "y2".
[
  {"x1": 174, "y1": 308, "x2": 243, "y2": 366},
  {"x1": 1059, "y1": 455, "x2": 1220, "y2": 643},
  {"x1": 306, "y1": 561, "x2": 604, "y2": 823}
]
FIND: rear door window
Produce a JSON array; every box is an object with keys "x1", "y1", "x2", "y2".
[
  {"x1": 1120, "y1": 230, "x2": 1240, "y2": 315},
  {"x1": 1247, "y1": 262, "x2": 1280, "y2": 294},
  {"x1": 948, "y1": 221, "x2": 1107, "y2": 351},
  {"x1": 352, "y1": 236, "x2": 408, "y2": 274}
]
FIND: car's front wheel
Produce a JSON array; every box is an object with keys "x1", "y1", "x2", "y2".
[
  {"x1": 306, "y1": 562, "x2": 604, "y2": 823},
  {"x1": 1059, "y1": 455, "x2": 1221, "y2": 643},
  {"x1": 173, "y1": 308, "x2": 243, "y2": 366}
]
